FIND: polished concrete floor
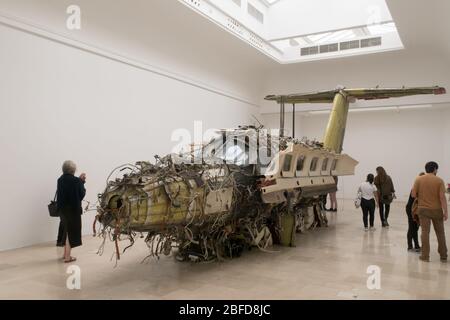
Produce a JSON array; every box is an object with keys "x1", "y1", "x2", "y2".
[{"x1": 0, "y1": 200, "x2": 449, "y2": 300}]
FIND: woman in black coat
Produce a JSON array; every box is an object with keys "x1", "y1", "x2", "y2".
[{"x1": 56, "y1": 160, "x2": 86, "y2": 263}]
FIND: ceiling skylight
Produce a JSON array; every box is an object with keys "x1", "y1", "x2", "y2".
[
  {"x1": 308, "y1": 29, "x2": 357, "y2": 44},
  {"x1": 179, "y1": 0, "x2": 404, "y2": 64},
  {"x1": 367, "y1": 22, "x2": 397, "y2": 35},
  {"x1": 262, "y1": 0, "x2": 281, "y2": 5}
]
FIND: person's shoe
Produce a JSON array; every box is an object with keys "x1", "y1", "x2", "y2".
[
  {"x1": 419, "y1": 256, "x2": 430, "y2": 262},
  {"x1": 407, "y1": 247, "x2": 414, "y2": 252},
  {"x1": 441, "y1": 257, "x2": 447, "y2": 263},
  {"x1": 64, "y1": 257, "x2": 77, "y2": 263},
  {"x1": 369, "y1": 227, "x2": 376, "y2": 231},
  {"x1": 364, "y1": 227, "x2": 369, "y2": 232},
  {"x1": 385, "y1": 221, "x2": 390, "y2": 227},
  {"x1": 414, "y1": 247, "x2": 421, "y2": 253}
]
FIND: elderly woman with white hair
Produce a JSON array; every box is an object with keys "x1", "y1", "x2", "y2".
[{"x1": 56, "y1": 160, "x2": 86, "y2": 263}]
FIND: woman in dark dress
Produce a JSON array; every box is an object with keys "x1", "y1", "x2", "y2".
[
  {"x1": 374, "y1": 166, "x2": 395, "y2": 227},
  {"x1": 56, "y1": 160, "x2": 86, "y2": 263}
]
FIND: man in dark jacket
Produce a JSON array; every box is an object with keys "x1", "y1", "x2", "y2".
[{"x1": 56, "y1": 160, "x2": 86, "y2": 263}]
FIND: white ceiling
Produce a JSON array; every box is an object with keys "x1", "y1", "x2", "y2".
[{"x1": 180, "y1": 0, "x2": 404, "y2": 63}]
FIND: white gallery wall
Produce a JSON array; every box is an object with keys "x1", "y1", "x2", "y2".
[
  {"x1": 0, "y1": 21, "x2": 260, "y2": 251},
  {"x1": 262, "y1": 107, "x2": 450, "y2": 201},
  {"x1": 0, "y1": 0, "x2": 271, "y2": 104},
  {"x1": 444, "y1": 110, "x2": 450, "y2": 182}
]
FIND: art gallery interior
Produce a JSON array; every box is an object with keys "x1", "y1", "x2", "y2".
[{"x1": 0, "y1": 0, "x2": 449, "y2": 300}]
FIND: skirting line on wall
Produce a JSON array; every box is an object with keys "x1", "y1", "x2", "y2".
[{"x1": 0, "y1": 11, "x2": 259, "y2": 108}]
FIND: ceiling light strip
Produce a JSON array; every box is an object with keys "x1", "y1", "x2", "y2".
[{"x1": 267, "y1": 20, "x2": 395, "y2": 42}]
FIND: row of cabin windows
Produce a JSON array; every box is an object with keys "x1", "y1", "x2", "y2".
[{"x1": 283, "y1": 155, "x2": 338, "y2": 173}]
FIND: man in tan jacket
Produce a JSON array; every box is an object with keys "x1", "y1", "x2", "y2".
[{"x1": 412, "y1": 161, "x2": 448, "y2": 262}]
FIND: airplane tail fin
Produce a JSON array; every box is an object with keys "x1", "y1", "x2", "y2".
[{"x1": 323, "y1": 91, "x2": 349, "y2": 154}]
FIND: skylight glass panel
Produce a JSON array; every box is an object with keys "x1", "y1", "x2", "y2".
[
  {"x1": 248, "y1": 3, "x2": 264, "y2": 24},
  {"x1": 303, "y1": 23, "x2": 395, "y2": 47},
  {"x1": 263, "y1": 0, "x2": 280, "y2": 4},
  {"x1": 271, "y1": 39, "x2": 291, "y2": 51},
  {"x1": 314, "y1": 29, "x2": 357, "y2": 44},
  {"x1": 367, "y1": 22, "x2": 397, "y2": 35},
  {"x1": 296, "y1": 36, "x2": 313, "y2": 46},
  {"x1": 307, "y1": 32, "x2": 332, "y2": 43},
  {"x1": 231, "y1": 0, "x2": 241, "y2": 7}
]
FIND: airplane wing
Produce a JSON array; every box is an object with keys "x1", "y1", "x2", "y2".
[
  {"x1": 264, "y1": 86, "x2": 446, "y2": 104},
  {"x1": 343, "y1": 86, "x2": 446, "y2": 100},
  {"x1": 264, "y1": 90, "x2": 337, "y2": 104}
]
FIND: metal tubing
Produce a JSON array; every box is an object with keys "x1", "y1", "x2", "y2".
[
  {"x1": 292, "y1": 104, "x2": 296, "y2": 139},
  {"x1": 279, "y1": 99, "x2": 285, "y2": 137}
]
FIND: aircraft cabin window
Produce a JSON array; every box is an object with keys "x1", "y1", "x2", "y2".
[
  {"x1": 331, "y1": 159, "x2": 338, "y2": 171},
  {"x1": 283, "y1": 155, "x2": 293, "y2": 172},
  {"x1": 296, "y1": 155, "x2": 305, "y2": 171},
  {"x1": 310, "y1": 157, "x2": 319, "y2": 171},
  {"x1": 322, "y1": 158, "x2": 329, "y2": 171}
]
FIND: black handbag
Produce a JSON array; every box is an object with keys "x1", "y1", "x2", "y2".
[{"x1": 48, "y1": 191, "x2": 59, "y2": 217}]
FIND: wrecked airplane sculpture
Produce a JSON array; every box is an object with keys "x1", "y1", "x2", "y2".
[{"x1": 95, "y1": 86, "x2": 446, "y2": 263}]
